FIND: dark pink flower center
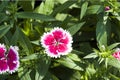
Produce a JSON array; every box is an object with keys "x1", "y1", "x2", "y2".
[{"x1": 48, "y1": 40, "x2": 68, "y2": 55}]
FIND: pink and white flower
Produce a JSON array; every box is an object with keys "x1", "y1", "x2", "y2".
[
  {"x1": 0, "y1": 44, "x2": 8, "y2": 74},
  {"x1": 0, "y1": 44, "x2": 19, "y2": 74},
  {"x1": 112, "y1": 49, "x2": 120, "y2": 60},
  {"x1": 41, "y1": 27, "x2": 73, "y2": 58}
]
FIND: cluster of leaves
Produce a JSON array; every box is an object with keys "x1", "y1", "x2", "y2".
[{"x1": 0, "y1": 0, "x2": 120, "y2": 80}]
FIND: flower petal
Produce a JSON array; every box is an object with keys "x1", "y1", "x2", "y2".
[
  {"x1": 7, "y1": 46, "x2": 19, "y2": 61},
  {"x1": 51, "y1": 27, "x2": 64, "y2": 41},
  {"x1": 7, "y1": 60, "x2": 19, "y2": 74},
  {"x1": 57, "y1": 44, "x2": 68, "y2": 53},
  {"x1": 48, "y1": 45, "x2": 58, "y2": 55},
  {"x1": 60, "y1": 36, "x2": 69, "y2": 44},
  {"x1": 112, "y1": 51, "x2": 120, "y2": 60},
  {"x1": 58, "y1": 44, "x2": 72, "y2": 55},
  {"x1": 0, "y1": 59, "x2": 8, "y2": 74},
  {"x1": 0, "y1": 44, "x2": 6, "y2": 58},
  {"x1": 41, "y1": 33, "x2": 55, "y2": 48},
  {"x1": 45, "y1": 45, "x2": 60, "y2": 58}
]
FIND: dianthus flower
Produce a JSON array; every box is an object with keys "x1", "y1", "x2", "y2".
[
  {"x1": 41, "y1": 27, "x2": 73, "y2": 58},
  {"x1": 112, "y1": 49, "x2": 120, "y2": 60},
  {"x1": 0, "y1": 44, "x2": 19, "y2": 74}
]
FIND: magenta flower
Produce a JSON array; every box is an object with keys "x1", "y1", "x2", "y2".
[
  {"x1": 41, "y1": 27, "x2": 73, "y2": 58},
  {"x1": 112, "y1": 50, "x2": 120, "y2": 60},
  {"x1": 0, "y1": 44, "x2": 19, "y2": 74},
  {"x1": 105, "y1": 6, "x2": 110, "y2": 11}
]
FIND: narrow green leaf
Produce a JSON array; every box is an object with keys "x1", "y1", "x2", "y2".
[
  {"x1": 67, "y1": 53, "x2": 81, "y2": 61},
  {"x1": 51, "y1": 1, "x2": 75, "y2": 16},
  {"x1": 108, "y1": 58, "x2": 120, "y2": 69},
  {"x1": 0, "y1": 13, "x2": 8, "y2": 23},
  {"x1": 17, "y1": 27, "x2": 33, "y2": 55},
  {"x1": 86, "y1": 64, "x2": 96, "y2": 75},
  {"x1": 21, "y1": 53, "x2": 39, "y2": 61},
  {"x1": 56, "y1": 0, "x2": 68, "y2": 4},
  {"x1": 72, "y1": 50, "x2": 84, "y2": 55},
  {"x1": 68, "y1": 22, "x2": 85, "y2": 35},
  {"x1": 86, "y1": 5, "x2": 103, "y2": 14},
  {"x1": 96, "y1": 15, "x2": 111, "y2": 47},
  {"x1": 108, "y1": 43, "x2": 120, "y2": 50},
  {"x1": 18, "y1": 0, "x2": 35, "y2": 11},
  {"x1": 57, "y1": 57, "x2": 83, "y2": 71},
  {"x1": 31, "y1": 40, "x2": 40, "y2": 46},
  {"x1": 35, "y1": 57, "x2": 51, "y2": 80},
  {"x1": 4, "y1": 36, "x2": 10, "y2": 46},
  {"x1": 96, "y1": 21, "x2": 107, "y2": 46},
  {"x1": 35, "y1": 0, "x2": 54, "y2": 15},
  {"x1": 80, "y1": 1, "x2": 88, "y2": 20},
  {"x1": 109, "y1": 73, "x2": 120, "y2": 80},
  {"x1": 18, "y1": 68, "x2": 32, "y2": 80},
  {"x1": 43, "y1": 72, "x2": 59, "y2": 80},
  {"x1": 16, "y1": 12, "x2": 56, "y2": 21},
  {"x1": 30, "y1": 69, "x2": 36, "y2": 80},
  {"x1": 0, "y1": 1, "x2": 8, "y2": 12},
  {"x1": 84, "y1": 53, "x2": 98, "y2": 59},
  {"x1": 105, "y1": 58, "x2": 108, "y2": 68},
  {"x1": 10, "y1": 27, "x2": 19, "y2": 44},
  {"x1": 0, "y1": 25, "x2": 10, "y2": 39}
]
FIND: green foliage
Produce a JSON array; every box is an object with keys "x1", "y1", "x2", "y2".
[
  {"x1": 16, "y1": 12, "x2": 56, "y2": 21},
  {"x1": 80, "y1": 1, "x2": 88, "y2": 20},
  {"x1": 0, "y1": 0, "x2": 120, "y2": 80}
]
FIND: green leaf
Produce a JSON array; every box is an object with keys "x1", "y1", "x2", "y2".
[
  {"x1": 96, "y1": 21, "x2": 107, "y2": 46},
  {"x1": 86, "y1": 5, "x2": 103, "y2": 14},
  {"x1": 96, "y1": 15, "x2": 111, "y2": 47},
  {"x1": 68, "y1": 22, "x2": 85, "y2": 35},
  {"x1": 109, "y1": 73, "x2": 120, "y2": 80},
  {"x1": 108, "y1": 58, "x2": 120, "y2": 69},
  {"x1": 18, "y1": 0, "x2": 35, "y2": 11},
  {"x1": 0, "y1": 1, "x2": 8, "y2": 12},
  {"x1": 43, "y1": 72, "x2": 59, "y2": 80},
  {"x1": 3, "y1": 36, "x2": 10, "y2": 46},
  {"x1": 30, "y1": 69, "x2": 36, "y2": 80},
  {"x1": 17, "y1": 27, "x2": 33, "y2": 55},
  {"x1": 21, "y1": 53, "x2": 39, "y2": 61},
  {"x1": 86, "y1": 64, "x2": 96, "y2": 76},
  {"x1": 55, "y1": 13, "x2": 68, "y2": 21},
  {"x1": 10, "y1": 27, "x2": 19, "y2": 44},
  {"x1": 108, "y1": 43, "x2": 120, "y2": 50},
  {"x1": 18, "y1": 68, "x2": 32, "y2": 80},
  {"x1": 84, "y1": 53, "x2": 98, "y2": 59},
  {"x1": 16, "y1": 12, "x2": 56, "y2": 21},
  {"x1": 0, "y1": 13, "x2": 8, "y2": 23},
  {"x1": 51, "y1": 1, "x2": 75, "y2": 16},
  {"x1": 80, "y1": 1, "x2": 88, "y2": 20},
  {"x1": 57, "y1": 57, "x2": 83, "y2": 71},
  {"x1": 35, "y1": 57, "x2": 51, "y2": 80},
  {"x1": 56, "y1": 0, "x2": 68, "y2": 4},
  {"x1": 67, "y1": 53, "x2": 81, "y2": 62},
  {"x1": 0, "y1": 25, "x2": 11, "y2": 39},
  {"x1": 72, "y1": 50, "x2": 84, "y2": 55},
  {"x1": 31, "y1": 40, "x2": 40, "y2": 46},
  {"x1": 35, "y1": 0, "x2": 54, "y2": 15}
]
